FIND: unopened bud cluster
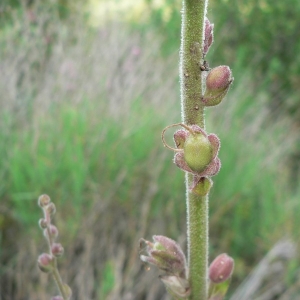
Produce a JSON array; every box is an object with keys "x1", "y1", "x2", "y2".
[
  {"x1": 140, "y1": 235, "x2": 190, "y2": 298},
  {"x1": 37, "y1": 194, "x2": 71, "y2": 300}
]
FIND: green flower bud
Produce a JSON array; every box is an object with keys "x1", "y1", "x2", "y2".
[
  {"x1": 44, "y1": 224, "x2": 59, "y2": 240},
  {"x1": 192, "y1": 177, "x2": 213, "y2": 196},
  {"x1": 184, "y1": 132, "x2": 213, "y2": 173},
  {"x1": 62, "y1": 283, "x2": 72, "y2": 300},
  {"x1": 51, "y1": 296, "x2": 64, "y2": 300},
  {"x1": 160, "y1": 275, "x2": 190, "y2": 298}
]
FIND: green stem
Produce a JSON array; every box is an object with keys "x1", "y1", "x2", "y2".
[
  {"x1": 52, "y1": 261, "x2": 69, "y2": 300},
  {"x1": 180, "y1": 0, "x2": 208, "y2": 299}
]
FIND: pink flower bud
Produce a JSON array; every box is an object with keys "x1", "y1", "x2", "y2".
[
  {"x1": 51, "y1": 243, "x2": 64, "y2": 257},
  {"x1": 209, "y1": 253, "x2": 234, "y2": 283},
  {"x1": 203, "y1": 66, "x2": 233, "y2": 106},
  {"x1": 206, "y1": 66, "x2": 232, "y2": 91},
  {"x1": 38, "y1": 194, "x2": 51, "y2": 208},
  {"x1": 203, "y1": 18, "x2": 214, "y2": 56},
  {"x1": 37, "y1": 253, "x2": 54, "y2": 273},
  {"x1": 44, "y1": 224, "x2": 59, "y2": 240}
]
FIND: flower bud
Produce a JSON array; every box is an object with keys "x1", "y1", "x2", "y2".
[
  {"x1": 209, "y1": 253, "x2": 234, "y2": 283},
  {"x1": 38, "y1": 218, "x2": 48, "y2": 229},
  {"x1": 184, "y1": 132, "x2": 213, "y2": 173},
  {"x1": 38, "y1": 194, "x2": 51, "y2": 208},
  {"x1": 46, "y1": 202, "x2": 56, "y2": 216},
  {"x1": 44, "y1": 224, "x2": 59, "y2": 240},
  {"x1": 192, "y1": 177, "x2": 213, "y2": 196},
  {"x1": 37, "y1": 253, "x2": 54, "y2": 273},
  {"x1": 203, "y1": 66, "x2": 233, "y2": 106},
  {"x1": 203, "y1": 18, "x2": 214, "y2": 56},
  {"x1": 51, "y1": 243, "x2": 64, "y2": 257},
  {"x1": 140, "y1": 236, "x2": 187, "y2": 277}
]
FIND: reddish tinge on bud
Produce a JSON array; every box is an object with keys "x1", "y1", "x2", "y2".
[
  {"x1": 202, "y1": 66, "x2": 233, "y2": 107},
  {"x1": 44, "y1": 224, "x2": 59, "y2": 240},
  {"x1": 37, "y1": 253, "x2": 54, "y2": 273},
  {"x1": 160, "y1": 275, "x2": 190, "y2": 298},
  {"x1": 209, "y1": 253, "x2": 234, "y2": 284},
  {"x1": 51, "y1": 243, "x2": 64, "y2": 257},
  {"x1": 140, "y1": 235, "x2": 187, "y2": 278},
  {"x1": 203, "y1": 18, "x2": 214, "y2": 56}
]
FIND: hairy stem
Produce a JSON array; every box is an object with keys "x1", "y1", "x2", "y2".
[{"x1": 180, "y1": 0, "x2": 208, "y2": 299}]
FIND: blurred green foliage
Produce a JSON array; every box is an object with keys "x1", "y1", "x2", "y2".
[{"x1": 141, "y1": 0, "x2": 300, "y2": 117}]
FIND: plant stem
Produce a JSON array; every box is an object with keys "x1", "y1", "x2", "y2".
[
  {"x1": 52, "y1": 261, "x2": 69, "y2": 300},
  {"x1": 180, "y1": 0, "x2": 208, "y2": 299}
]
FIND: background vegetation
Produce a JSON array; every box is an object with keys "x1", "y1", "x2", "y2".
[{"x1": 0, "y1": 0, "x2": 300, "y2": 299}]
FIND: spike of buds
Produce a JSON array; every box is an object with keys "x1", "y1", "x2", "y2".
[
  {"x1": 202, "y1": 66, "x2": 233, "y2": 106},
  {"x1": 209, "y1": 253, "x2": 234, "y2": 284}
]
